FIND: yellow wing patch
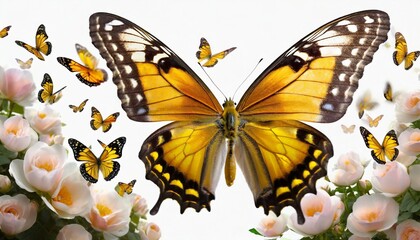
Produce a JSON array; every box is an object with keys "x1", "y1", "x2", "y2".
[
  {"x1": 68, "y1": 137, "x2": 126, "y2": 183},
  {"x1": 38, "y1": 73, "x2": 66, "y2": 104},
  {"x1": 393, "y1": 32, "x2": 420, "y2": 70},
  {"x1": 69, "y1": 99, "x2": 89, "y2": 113},
  {"x1": 366, "y1": 114, "x2": 383, "y2": 128},
  {"x1": 0, "y1": 25, "x2": 11, "y2": 38},
  {"x1": 341, "y1": 124, "x2": 356, "y2": 134},
  {"x1": 115, "y1": 179, "x2": 136, "y2": 196},
  {"x1": 15, "y1": 58, "x2": 33, "y2": 69},
  {"x1": 15, "y1": 24, "x2": 51, "y2": 61},
  {"x1": 356, "y1": 91, "x2": 378, "y2": 119},
  {"x1": 359, "y1": 126, "x2": 399, "y2": 164},
  {"x1": 57, "y1": 43, "x2": 107, "y2": 87},
  {"x1": 90, "y1": 106, "x2": 120, "y2": 132},
  {"x1": 196, "y1": 37, "x2": 236, "y2": 67}
]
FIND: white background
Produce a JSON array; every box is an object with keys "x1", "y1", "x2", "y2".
[{"x1": 1, "y1": 0, "x2": 419, "y2": 239}]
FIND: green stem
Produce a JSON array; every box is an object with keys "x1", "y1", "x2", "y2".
[{"x1": 7, "y1": 101, "x2": 14, "y2": 118}]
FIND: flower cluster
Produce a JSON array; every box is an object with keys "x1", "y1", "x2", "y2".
[
  {"x1": 0, "y1": 66, "x2": 161, "y2": 240},
  {"x1": 250, "y1": 89, "x2": 420, "y2": 239}
]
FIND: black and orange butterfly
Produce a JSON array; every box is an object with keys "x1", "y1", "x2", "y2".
[
  {"x1": 196, "y1": 37, "x2": 236, "y2": 67},
  {"x1": 15, "y1": 24, "x2": 51, "y2": 61},
  {"x1": 115, "y1": 179, "x2": 136, "y2": 196},
  {"x1": 90, "y1": 106, "x2": 120, "y2": 132},
  {"x1": 68, "y1": 137, "x2": 126, "y2": 183},
  {"x1": 384, "y1": 82, "x2": 393, "y2": 102},
  {"x1": 15, "y1": 58, "x2": 33, "y2": 69},
  {"x1": 69, "y1": 99, "x2": 89, "y2": 113},
  {"x1": 359, "y1": 126, "x2": 399, "y2": 164},
  {"x1": 0, "y1": 25, "x2": 11, "y2": 38},
  {"x1": 38, "y1": 73, "x2": 66, "y2": 104},
  {"x1": 393, "y1": 32, "x2": 420, "y2": 70},
  {"x1": 57, "y1": 44, "x2": 108, "y2": 87},
  {"x1": 90, "y1": 11, "x2": 390, "y2": 224}
]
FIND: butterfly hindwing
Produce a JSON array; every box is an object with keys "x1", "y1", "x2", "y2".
[
  {"x1": 15, "y1": 24, "x2": 51, "y2": 61},
  {"x1": 90, "y1": 106, "x2": 120, "y2": 132},
  {"x1": 359, "y1": 126, "x2": 399, "y2": 164},
  {"x1": 393, "y1": 32, "x2": 420, "y2": 70}
]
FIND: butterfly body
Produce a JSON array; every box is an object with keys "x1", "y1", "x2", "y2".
[
  {"x1": 15, "y1": 24, "x2": 51, "y2": 61},
  {"x1": 90, "y1": 11, "x2": 390, "y2": 224},
  {"x1": 359, "y1": 126, "x2": 399, "y2": 164}
]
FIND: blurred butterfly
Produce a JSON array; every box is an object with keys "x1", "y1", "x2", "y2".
[
  {"x1": 383, "y1": 82, "x2": 393, "y2": 102},
  {"x1": 90, "y1": 106, "x2": 120, "y2": 132},
  {"x1": 57, "y1": 43, "x2": 108, "y2": 87},
  {"x1": 38, "y1": 73, "x2": 66, "y2": 104},
  {"x1": 68, "y1": 137, "x2": 126, "y2": 183},
  {"x1": 341, "y1": 124, "x2": 356, "y2": 134},
  {"x1": 0, "y1": 25, "x2": 11, "y2": 38},
  {"x1": 15, "y1": 58, "x2": 33, "y2": 69},
  {"x1": 196, "y1": 37, "x2": 236, "y2": 67},
  {"x1": 15, "y1": 24, "x2": 51, "y2": 61},
  {"x1": 393, "y1": 32, "x2": 420, "y2": 70},
  {"x1": 366, "y1": 114, "x2": 383, "y2": 128},
  {"x1": 90, "y1": 11, "x2": 389, "y2": 224},
  {"x1": 69, "y1": 99, "x2": 89, "y2": 113},
  {"x1": 115, "y1": 179, "x2": 136, "y2": 196},
  {"x1": 359, "y1": 126, "x2": 399, "y2": 164},
  {"x1": 356, "y1": 91, "x2": 378, "y2": 119}
]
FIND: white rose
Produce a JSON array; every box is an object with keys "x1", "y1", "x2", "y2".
[
  {"x1": 0, "y1": 115, "x2": 37, "y2": 152},
  {"x1": 0, "y1": 194, "x2": 38, "y2": 236},
  {"x1": 56, "y1": 224, "x2": 92, "y2": 240}
]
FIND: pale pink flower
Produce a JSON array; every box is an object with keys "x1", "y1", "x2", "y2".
[
  {"x1": 9, "y1": 142, "x2": 67, "y2": 193},
  {"x1": 399, "y1": 128, "x2": 420, "y2": 156},
  {"x1": 328, "y1": 151, "x2": 364, "y2": 186},
  {"x1": 371, "y1": 161, "x2": 410, "y2": 197},
  {"x1": 288, "y1": 189, "x2": 344, "y2": 236},
  {"x1": 139, "y1": 222, "x2": 161, "y2": 240},
  {"x1": 130, "y1": 193, "x2": 148, "y2": 217},
  {"x1": 349, "y1": 235, "x2": 371, "y2": 240},
  {"x1": 24, "y1": 105, "x2": 62, "y2": 135},
  {"x1": 0, "y1": 174, "x2": 11, "y2": 193},
  {"x1": 39, "y1": 133, "x2": 65, "y2": 145},
  {"x1": 0, "y1": 194, "x2": 37, "y2": 236},
  {"x1": 0, "y1": 67, "x2": 36, "y2": 106},
  {"x1": 409, "y1": 164, "x2": 420, "y2": 191},
  {"x1": 255, "y1": 212, "x2": 287, "y2": 237},
  {"x1": 347, "y1": 193, "x2": 399, "y2": 238},
  {"x1": 396, "y1": 219, "x2": 420, "y2": 240},
  {"x1": 395, "y1": 90, "x2": 420, "y2": 123},
  {"x1": 396, "y1": 151, "x2": 417, "y2": 167},
  {"x1": 56, "y1": 224, "x2": 92, "y2": 240},
  {"x1": 0, "y1": 115, "x2": 37, "y2": 152},
  {"x1": 85, "y1": 187, "x2": 131, "y2": 239}
]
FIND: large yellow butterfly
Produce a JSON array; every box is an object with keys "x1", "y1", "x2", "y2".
[
  {"x1": 38, "y1": 73, "x2": 66, "y2": 104},
  {"x1": 68, "y1": 137, "x2": 126, "y2": 183},
  {"x1": 196, "y1": 37, "x2": 236, "y2": 67},
  {"x1": 359, "y1": 126, "x2": 399, "y2": 164},
  {"x1": 115, "y1": 179, "x2": 136, "y2": 196},
  {"x1": 366, "y1": 114, "x2": 383, "y2": 128},
  {"x1": 393, "y1": 32, "x2": 420, "y2": 70},
  {"x1": 57, "y1": 43, "x2": 108, "y2": 87},
  {"x1": 90, "y1": 106, "x2": 120, "y2": 132},
  {"x1": 15, "y1": 58, "x2": 33, "y2": 69},
  {"x1": 383, "y1": 82, "x2": 393, "y2": 102},
  {"x1": 0, "y1": 25, "x2": 11, "y2": 38},
  {"x1": 89, "y1": 11, "x2": 390, "y2": 224},
  {"x1": 69, "y1": 99, "x2": 89, "y2": 113},
  {"x1": 356, "y1": 91, "x2": 378, "y2": 119},
  {"x1": 15, "y1": 24, "x2": 52, "y2": 61}
]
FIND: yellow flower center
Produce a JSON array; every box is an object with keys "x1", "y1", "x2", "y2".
[
  {"x1": 97, "y1": 204, "x2": 112, "y2": 217},
  {"x1": 4, "y1": 207, "x2": 17, "y2": 216},
  {"x1": 35, "y1": 159, "x2": 54, "y2": 172},
  {"x1": 305, "y1": 203, "x2": 323, "y2": 217},
  {"x1": 53, "y1": 186, "x2": 73, "y2": 205},
  {"x1": 362, "y1": 211, "x2": 378, "y2": 222},
  {"x1": 7, "y1": 127, "x2": 18, "y2": 135},
  {"x1": 38, "y1": 113, "x2": 47, "y2": 119},
  {"x1": 410, "y1": 132, "x2": 420, "y2": 142},
  {"x1": 407, "y1": 96, "x2": 420, "y2": 108}
]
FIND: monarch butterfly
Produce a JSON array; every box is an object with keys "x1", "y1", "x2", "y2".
[
  {"x1": 356, "y1": 91, "x2": 378, "y2": 119},
  {"x1": 68, "y1": 137, "x2": 126, "y2": 183},
  {"x1": 359, "y1": 126, "x2": 399, "y2": 164},
  {"x1": 115, "y1": 179, "x2": 136, "y2": 196},
  {"x1": 15, "y1": 24, "x2": 51, "y2": 61},
  {"x1": 15, "y1": 58, "x2": 33, "y2": 69},
  {"x1": 57, "y1": 43, "x2": 108, "y2": 87},
  {"x1": 0, "y1": 25, "x2": 11, "y2": 38},
  {"x1": 341, "y1": 124, "x2": 356, "y2": 134},
  {"x1": 89, "y1": 11, "x2": 390, "y2": 224},
  {"x1": 69, "y1": 99, "x2": 89, "y2": 113},
  {"x1": 383, "y1": 82, "x2": 393, "y2": 102},
  {"x1": 366, "y1": 114, "x2": 383, "y2": 128},
  {"x1": 38, "y1": 73, "x2": 66, "y2": 104},
  {"x1": 196, "y1": 37, "x2": 236, "y2": 67},
  {"x1": 90, "y1": 106, "x2": 120, "y2": 132}
]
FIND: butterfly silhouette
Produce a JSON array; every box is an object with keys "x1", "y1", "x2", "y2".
[
  {"x1": 0, "y1": 25, "x2": 11, "y2": 38},
  {"x1": 90, "y1": 106, "x2": 120, "y2": 132},
  {"x1": 57, "y1": 43, "x2": 108, "y2": 87},
  {"x1": 15, "y1": 24, "x2": 51, "y2": 61},
  {"x1": 115, "y1": 179, "x2": 136, "y2": 196},
  {"x1": 196, "y1": 37, "x2": 236, "y2": 67},
  {"x1": 359, "y1": 126, "x2": 399, "y2": 164},
  {"x1": 89, "y1": 11, "x2": 390, "y2": 224},
  {"x1": 393, "y1": 32, "x2": 420, "y2": 70},
  {"x1": 15, "y1": 58, "x2": 33, "y2": 69},
  {"x1": 366, "y1": 114, "x2": 383, "y2": 128},
  {"x1": 38, "y1": 73, "x2": 66, "y2": 104},
  {"x1": 69, "y1": 99, "x2": 89, "y2": 113},
  {"x1": 341, "y1": 124, "x2": 356, "y2": 134},
  {"x1": 68, "y1": 137, "x2": 126, "y2": 183}
]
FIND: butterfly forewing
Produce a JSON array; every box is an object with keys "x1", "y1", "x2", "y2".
[
  {"x1": 89, "y1": 13, "x2": 223, "y2": 122},
  {"x1": 237, "y1": 10, "x2": 390, "y2": 123}
]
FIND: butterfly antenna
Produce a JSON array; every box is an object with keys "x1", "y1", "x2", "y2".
[
  {"x1": 198, "y1": 63, "x2": 227, "y2": 99},
  {"x1": 233, "y1": 58, "x2": 263, "y2": 100}
]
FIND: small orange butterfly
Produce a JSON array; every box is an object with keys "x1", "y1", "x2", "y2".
[
  {"x1": 196, "y1": 37, "x2": 236, "y2": 67},
  {"x1": 15, "y1": 24, "x2": 51, "y2": 61},
  {"x1": 15, "y1": 58, "x2": 33, "y2": 69},
  {"x1": 383, "y1": 82, "x2": 393, "y2": 102},
  {"x1": 366, "y1": 114, "x2": 383, "y2": 128},
  {"x1": 90, "y1": 106, "x2": 120, "y2": 132},
  {"x1": 115, "y1": 179, "x2": 136, "y2": 196},
  {"x1": 393, "y1": 32, "x2": 420, "y2": 70},
  {"x1": 69, "y1": 99, "x2": 89, "y2": 113},
  {"x1": 356, "y1": 91, "x2": 378, "y2": 119},
  {"x1": 341, "y1": 124, "x2": 356, "y2": 134}
]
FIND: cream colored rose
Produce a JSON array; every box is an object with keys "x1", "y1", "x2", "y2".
[
  {"x1": 399, "y1": 128, "x2": 420, "y2": 156},
  {"x1": 395, "y1": 90, "x2": 420, "y2": 123},
  {"x1": 24, "y1": 105, "x2": 62, "y2": 135},
  {"x1": 255, "y1": 212, "x2": 287, "y2": 237},
  {"x1": 0, "y1": 67, "x2": 36, "y2": 106},
  {"x1": 327, "y1": 151, "x2": 364, "y2": 186},
  {"x1": 409, "y1": 164, "x2": 420, "y2": 191},
  {"x1": 0, "y1": 194, "x2": 37, "y2": 236},
  {"x1": 0, "y1": 174, "x2": 11, "y2": 193},
  {"x1": 371, "y1": 161, "x2": 410, "y2": 197},
  {"x1": 56, "y1": 224, "x2": 92, "y2": 240},
  {"x1": 0, "y1": 115, "x2": 37, "y2": 152},
  {"x1": 130, "y1": 193, "x2": 148, "y2": 218},
  {"x1": 139, "y1": 222, "x2": 162, "y2": 240},
  {"x1": 396, "y1": 219, "x2": 420, "y2": 240}
]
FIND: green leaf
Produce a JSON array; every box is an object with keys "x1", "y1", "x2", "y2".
[
  {"x1": 12, "y1": 103, "x2": 24, "y2": 115},
  {"x1": 249, "y1": 228, "x2": 262, "y2": 236},
  {"x1": 400, "y1": 189, "x2": 420, "y2": 212},
  {"x1": 0, "y1": 156, "x2": 10, "y2": 165},
  {"x1": 0, "y1": 144, "x2": 18, "y2": 159},
  {"x1": 398, "y1": 211, "x2": 413, "y2": 222},
  {"x1": 411, "y1": 119, "x2": 420, "y2": 129}
]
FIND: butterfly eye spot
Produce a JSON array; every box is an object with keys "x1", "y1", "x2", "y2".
[{"x1": 346, "y1": 24, "x2": 358, "y2": 33}]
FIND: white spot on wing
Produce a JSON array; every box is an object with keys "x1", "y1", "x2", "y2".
[
  {"x1": 294, "y1": 51, "x2": 309, "y2": 61},
  {"x1": 123, "y1": 65, "x2": 133, "y2": 74},
  {"x1": 364, "y1": 16, "x2": 374, "y2": 24},
  {"x1": 322, "y1": 103, "x2": 334, "y2": 111},
  {"x1": 337, "y1": 20, "x2": 351, "y2": 26},
  {"x1": 347, "y1": 25, "x2": 358, "y2": 33},
  {"x1": 339, "y1": 73, "x2": 346, "y2": 81},
  {"x1": 359, "y1": 38, "x2": 366, "y2": 44},
  {"x1": 318, "y1": 36, "x2": 352, "y2": 46},
  {"x1": 351, "y1": 48, "x2": 359, "y2": 56},
  {"x1": 342, "y1": 59, "x2": 351, "y2": 67},
  {"x1": 320, "y1": 46, "x2": 342, "y2": 57},
  {"x1": 331, "y1": 87, "x2": 339, "y2": 96}
]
